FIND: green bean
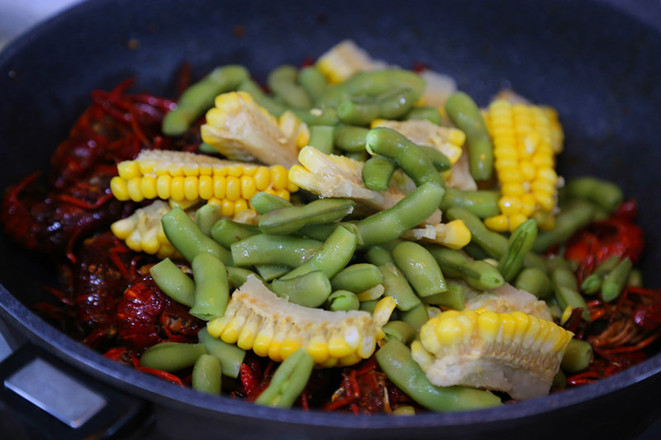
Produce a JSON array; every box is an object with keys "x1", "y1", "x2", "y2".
[
  {"x1": 162, "y1": 207, "x2": 232, "y2": 265},
  {"x1": 345, "y1": 151, "x2": 369, "y2": 162},
  {"x1": 258, "y1": 198, "x2": 355, "y2": 235},
  {"x1": 426, "y1": 245, "x2": 504, "y2": 291},
  {"x1": 379, "y1": 262, "x2": 422, "y2": 311},
  {"x1": 140, "y1": 342, "x2": 207, "y2": 372},
  {"x1": 445, "y1": 207, "x2": 507, "y2": 259},
  {"x1": 337, "y1": 87, "x2": 419, "y2": 125},
  {"x1": 210, "y1": 218, "x2": 260, "y2": 248},
  {"x1": 330, "y1": 263, "x2": 384, "y2": 293},
  {"x1": 628, "y1": 269, "x2": 643, "y2": 287},
  {"x1": 362, "y1": 154, "x2": 396, "y2": 191},
  {"x1": 334, "y1": 125, "x2": 369, "y2": 153},
  {"x1": 197, "y1": 328, "x2": 245, "y2": 378},
  {"x1": 382, "y1": 320, "x2": 417, "y2": 344},
  {"x1": 270, "y1": 270, "x2": 332, "y2": 307},
  {"x1": 255, "y1": 264, "x2": 290, "y2": 281},
  {"x1": 376, "y1": 340, "x2": 501, "y2": 412},
  {"x1": 359, "y1": 299, "x2": 380, "y2": 313},
  {"x1": 307, "y1": 125, "x2": 335, "y2": 154},
  {"x1": 298, "y1": 66, "x2": 328, "y2": 102},
  {"x1": 299, "y1": 222, "x2": 362, "y2": 244},
  {"x1": 163, "y1": 65, "x2": 249, "y2": 136},
  {"x1": 551, "y1": 268, "x2": 591, "y2": 321},
  {"x1": 198, "y1": 141, "x2": 218, "y2": 154},
  {"x1": 280, "y1": 225, "x2": 357, "y2": 280},
  {"x1": 254, "y1": 349, "x2": 314, "y2": 408},
  {"x1": 399, "y1": 302, "x2": 429, "y2": 331},
  {"x1": 545, "y1": 255, "x2": 576, "y2": 272},
  {"x1": 515, "y1": 267, "x2": 553, "y2": 299},
  {"x1": 405, "y1": 106, "x2": 442, "y2": 125},
  {"x1": 533, "y1": 200, "x2": 596, "y2": 253},
  {"x1": 564, "y1": 176, "x2": 623, "y2": 213},
  {"x1": 601, "y1": 257, "x2": 632, "y2": 302},
  {"x1": 498, "y1": 219, "x2": 538, "y2": 282},
  {"x1": 392, "y1": 241, "x2": 446, "y2": 297},
  {"x1": 250, "y1": 191, "x2": 293, "y2": 214},
  {"x1": 365, "y1": 246, "x2": 393, "y2": 265},
  {"x1": 561, "y1": 338, "x2": 594, "y2": 374},
  {"x1": 392, "y1": 406, "x2": 417, "y2": 416},
  {"x1": 420, "y1": 145, "x2": 452, "y2": 172},
  {"x1": 319, "y1": 69, "x2": 425, "y2": 107},
  {"x1": 149, "y1": 258, "x2": 195, "y2": 307},
  {"x1": 552, "y1": 369, "x2": 567, "y2": 390},
  {"x1": 231, "y1": 234, "x2": 322, "y2": 267},
  {"x1": 422, "y1": 282, "x2": 466, "y2": 310},
  {"x1": 356, "y1": 182, "x2": 445, "y2": 246},
  {"x1": 189, "y1": 253, "x2": 229, "y2": 321},
  {"x1": 580, "y1": 255, "x2": 621, "y2": 294},
  {"x1": 327, "y1": 290, "x2": 360, "y2": 311},
  {"x1": 461, "y1": 242, "x2": 490, "y2": 261},
  {"x1": 445, "y1": 91, "x2": 494, "y2": 181},
  {"x1": 195, "y1": 203, "x2": 223, "y2": 236},
  {"x1": 440, "y1": 188, "x2": 500, "y2": 219},
  {"x1": 366, "y1": 127, "x2": 444, "y2": 187},
  {"x1": 226, "y1": 267, "x2": 261, "y2": 288},
  {"x1": 238, "y1": 79, "x2": 339, "y2": 125},
  {"x1": 192, "y1": 354, "x2": 222, "y2": 395},
  {"x1": 267, "y1": 65, "x2": 312, "y2": 109}
]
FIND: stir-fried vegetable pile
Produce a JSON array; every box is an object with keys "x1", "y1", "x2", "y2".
[{"x1": 3, "y1": 40, "x2": 660, "y2": 414}]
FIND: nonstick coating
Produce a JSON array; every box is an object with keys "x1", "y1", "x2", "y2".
[{"x1": 0, "y1": 0, "x2": 660, "y2": 439}]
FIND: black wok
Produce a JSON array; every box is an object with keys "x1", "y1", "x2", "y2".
[{"x1": 0, "y1": 0, "x2": 660, "y2": 439}]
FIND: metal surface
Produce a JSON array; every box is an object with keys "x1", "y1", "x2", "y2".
[{"x1": 0, "y1": 0, "x2": 660, "y2": 438}]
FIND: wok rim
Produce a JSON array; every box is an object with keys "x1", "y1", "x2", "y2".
[{"x1": 1, "y1": 0, "x2": 660, "y2": 432}]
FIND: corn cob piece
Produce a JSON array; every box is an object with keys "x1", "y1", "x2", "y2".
[
  {"x1": 207, "y1": 275, "x2": 396, "y2": 367},
  {"x1": 110, "y1": 200, "x2": 177, "y2": 258},
  {"x1": 110, "y1": 150, "x2": 296, "y2": 217},
  {"x1": 483, "y1": 99, "x2": 564, "y2": 232},
  {"x1": 465, "y1": 282, "x2": 553, "y2": 322},
  {"x1": 201, "y1": 91, "x2": 300, "y2": 167},
  {"x1": 370, "y1": 119, "x2": 465, "y2": 165},
  {"x1": 412, "y1": 309, "x2": 573, "y2": 400},
  {"x1": 316, "y1": 40, "x2": 388, "y2": 84},
  {"x1": 402, "y1": 220, "x2": 471, "y2": 250}
]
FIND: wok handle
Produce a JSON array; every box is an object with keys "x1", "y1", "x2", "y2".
[{"x1": 0, "y1": 318, "x2": 153, "y2": 440}]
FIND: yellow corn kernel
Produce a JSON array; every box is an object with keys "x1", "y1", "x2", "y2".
[
  {"x1": 272, "y1": 165, "x2": 289, "y2": 190},
  {"x1": 234, "y1": 199, "x2": 249, "y2": 215},
  {"x1": 254, "y1": 167, "x2": 271, "y2": 190},
  {"x1": 498, "y1": 196, "x2": 522, "y2": 216},
  {"x1": 484, "y1": 215, "x2": 509, "y2": 232},
  {"x1": 169, "y1": 176, "x2": 185, "y2": 201},
  {"x1": 240, "y1": 176, "x2": 257, "y2": 200},
  {"x1": 225, "y1": 176, "x2": 241, "y2": 201},
  {"x1": 110, "y1": 176, "x2": 130, "y2": 201},
  {"x1": 198, "y1": 175, "x2": 214, "y2": 200},
  {"x1": 117, "y1": 160, "x2": 140, "y2": 179},
  {"x1": 184, "y1": 176, "x2": 199, "y2": 200},
  {"x1": 110, "y1": 200, "x2": 173, "y2": 257},
  {"x1": 127, "y1": 177, "x2": 144, "y2": 202},
  {"x1": 221, "y1": 199, "x2": 234, "y2": 217},
  {"x1": 509, "y1": 213, "x2": 529, "y2": 232}
]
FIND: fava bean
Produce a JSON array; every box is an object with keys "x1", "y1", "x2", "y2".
[
  {"x1": 258, "y1": 198, "x2": 355, "y2": 235},
  {"x1": 334, "y1": 125, "x2": 369, "y2": 153},
  {"x1": 564, "y1": 176, "x2": 623, "y2": 213},
  {"x1": 561, "y1": 339, "x2": 593, "y2": 374},
  {"x1": 362, "y1": 154, "x2": 396, "y2": 191},
  {"x1": 330, "y1": 263, "x2": 384, "y2": 293},
  {"x1": 379, "y1": 262, "x2": 422, "y2": 312},
  {"x1": 551, "y1": 268, "x2": 591, "y2": 321},
  {"x1": 140, "y1": 342, "x2": 207, "y2": 372},
  {"x1": 250, "y1": 191, "x2": 293, "y2": 214},
  {"x1": 382, "y1": 320, "x2": 417, "y2": 344},
  {"x1": 601, "y1": 257, "x2": 632, "y2": 302},
  {"x1": 440, "y1": 188, "x2": 500, "y2": 219},
  {"x1": 198, "y1": 328, "x2": 245, "y2": 378},
  {"x1": 195, "y1": 203, "x2": 223, "y2": 236},
  {"x1": 231, "y1": 234, "x2": 322, "y2": 267},
  {"x1": 298, "y1": 66, "x2": 329, "y2": 102},
  {"x1": 210, "y1": 218, "x2": 259, "y2": 248},
  {"x1": 515, "y1": 267, "x2": 553, "y2": 299},
  {"x1": 308, "y1": 125, "x2": 335, "y2": 155},
  {"x1": 534, "y1": 200, "x2": 596, "y2": 253}
]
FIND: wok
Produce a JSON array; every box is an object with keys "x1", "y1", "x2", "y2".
[{"x1": 0, "y1": 0, "x2": 660, "y2": 438}]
